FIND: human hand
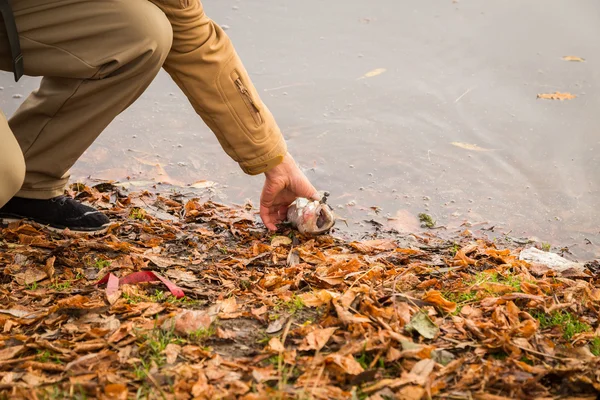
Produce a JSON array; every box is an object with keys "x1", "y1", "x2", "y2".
[{"x1": 259, "y1": 152, "x2": 319, "y2": 231}]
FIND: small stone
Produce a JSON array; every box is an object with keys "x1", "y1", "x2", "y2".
[
  {"x1": 221, "y1": 24, "x2": 230, "y2": 30},
  {"x1": 132, "y1": 135, "x2": 137, "y2": 139},
  {"x1": 177, "y1": 144, "x2": 183, "y2": 148},
  {"x1": 423, "y1": 196, "x2": 431, "y2": 201},
  {"x1": 177, "y1": 162, "x2": 187, "y2": 167},
  {"x1": 392, "y1": 189, "x2": 397, "y2": 193},
  {"x1": 347, "y1": 200, "x2": 356, "y2": 206},
  {"x1": 12, "y1": 94, "x2": 22, "y2": 99},
  {"x1": 349, "y1": 164, "x2": 355, "y2": 168},
  {"x1": 232, "y1": 5, "x2": 239, "y2": 9},
  {"x1": 359, "y1": 187, "x2": 364, "y2": 191},
  {"x1": 368, "y1": 172, "x2": 373, "y2": 177},
  {"x1": 0, "y1": 86, "x2": 4, "y2": 90}
]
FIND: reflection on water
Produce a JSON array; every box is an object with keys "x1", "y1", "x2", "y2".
[{"x1": 1, "y1": 0, "x2": 598, "y2": 259}]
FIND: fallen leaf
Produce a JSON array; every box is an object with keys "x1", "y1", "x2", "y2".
[
  {"x1": 164, "y1": 310, "x2": 215, "y2": 336},
  {"x1": 405, "y1": 311, "x2": 439, "y2": 339},
  {"x1": 14, "y1": 267, "x2": 47, "y2": 285},
  {"x1": 359, "y1": 68, "x2": 386, "y2": 79},
  {"x1": 189, "y1": 180, "x2": 216, "y2": 189},
  {"x1": 326, "y1": 353, "x2": 365, "y2": 375},
  {"x1": 0, "y1": 345, "x2": 24, "y2": 361},
  {"x1": 267, "y1": 337, "x2": 285, "y2": 353},
  {"x1": 451, "y1": 142, "x2": 491, "y2": 151},
  {"x1": 104, "y1": 383, "x2": 128, "y2": 400},
  {"x1": 163, "y1": 343, "x2": 181, "y2": 364},
  {"x1": 422, "y1": 290, "x2": 457, "y2": 313},
  {"x1": 562, "y1": 55, "x2": 585, "y2": 62},
  {"x1": 537, "y1": 92, "x2": 576, "y2": 100},
  {"x1": 266, "y1": 317, "x2": 287, "y2": 334},
  {"x1": 271, "y1": 236, "x2": 292, "y2": 247},
  {"x1": 298, "y1": 327, "x2": 337, "y2": 351},
  {"x1": 43, "y1": 256, "x2": 55, "y2": 282}
]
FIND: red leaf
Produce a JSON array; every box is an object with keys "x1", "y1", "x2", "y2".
[{"x1": 96, "y1": 271, "x2": 185, "y2": 299}]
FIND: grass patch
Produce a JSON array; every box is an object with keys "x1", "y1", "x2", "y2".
[
  {"x1": 36, "y1": 350, "x2": 63, "y2": 364},
  {"x1": 541, "y1": 242, "x2": 551, "y2": 252},
  {"x1": 188, "y1": 326, "x2": 216, "y2": 343},
  {"x1": 50, "y1": 281, "x2": 71, "y2": 291},
  {"x1": 129, "y1": 208, "x2": 146, "y2": 221},
  {"x1": 532, "y1": 310, "x2": 592, "y2": 340},
  {"x1": 274, "y1": 295, "x2": 305, "y2": 315},
  {"x1": 94, "y1": 259, "x2": 111, "y2": 270},
  {"x1": 134, "y1": 324, "x2": 184, "y2": 382},
  {"x1": 418, "y1": 213, "x2": 436, "y2": 229},
  {"x1": 590, "y1": 337, "x2": 600, "y2": 356}
]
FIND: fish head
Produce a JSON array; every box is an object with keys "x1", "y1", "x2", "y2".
[{"x1": 287, "y1": 197, "x2": 336, "y2": 235}]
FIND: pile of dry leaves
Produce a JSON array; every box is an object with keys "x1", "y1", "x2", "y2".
[{"x1": 0, "y1": 183, "x2": 598, "y2": 400}]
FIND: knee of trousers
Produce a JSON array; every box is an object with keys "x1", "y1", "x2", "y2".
[
  {"x1": 106, "y1": 2, "x2": 174, "y2": 74},
  {"x1": 0, "y1": 149, "x2": 25, "y2": 206}
]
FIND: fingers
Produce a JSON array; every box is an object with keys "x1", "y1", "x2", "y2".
[{"x1": 260, "y1": 205, "x2": 278, "y2": 231}]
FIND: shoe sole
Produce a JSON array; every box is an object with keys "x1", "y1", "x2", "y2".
[{"x1": 1, "y1": 217, "x2": 110, "y2": 236}]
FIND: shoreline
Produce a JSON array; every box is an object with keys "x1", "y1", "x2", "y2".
[{"x1": 0, "y1": 183, "x2": 598, "y2": 399}]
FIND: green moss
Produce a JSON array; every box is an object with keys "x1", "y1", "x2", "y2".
[{"x1": 532, "y1": 310, "x2": 592, "y2": 340}]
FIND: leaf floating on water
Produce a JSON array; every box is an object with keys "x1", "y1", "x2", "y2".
[
  {"x1": 189, "y1": 180, "x2": 216, "y2": 189},
  {"x1": 537, "y1": 92, "x2": 576, "y2": 100},
  {"x1": 359, "y1": 68, "x2": 386, "y2": 79},
  {"x1": 451, "y1": 142, "x2": 491, "y2": 151},
  {"x1": 405, "y1": 311, "x2": 439, "y2": 339},
  {"x1": 562, "y1": 56, "x2": 585, "y2": 62}
]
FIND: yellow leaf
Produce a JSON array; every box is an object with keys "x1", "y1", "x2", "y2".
[
  {"x1": 359, "y1": 68, "x2": 386, "y2": 79},
  {"x1": 451, "y1": 142, "x2": 491, "y2": 151},
  {"x1": 562, "y1": 55, "x2": 585, "y2": 62},
  {"x1": 537, "y1": 92, "x2": 576, "y2": 100}
]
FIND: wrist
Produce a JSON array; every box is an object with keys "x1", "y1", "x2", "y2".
[{"x1": 265, "y1": 152, "x2": 293, "y2": 178}]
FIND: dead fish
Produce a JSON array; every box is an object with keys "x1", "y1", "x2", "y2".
[{"x1": 286, "y1": 192, "x2": 336, "y2": 235}]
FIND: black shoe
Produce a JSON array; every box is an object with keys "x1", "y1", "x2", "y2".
[{"x1": 0, "y1": 195, "x2": 111, "y2": 233}]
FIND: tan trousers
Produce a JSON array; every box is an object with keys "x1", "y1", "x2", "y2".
[{"x1": 0, "y1": 0, "x2": 286, "y2": 207}]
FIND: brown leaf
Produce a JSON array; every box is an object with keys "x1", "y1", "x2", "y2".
[
  {"x1": 165, "y1": 310, "x2": 215, "y2": 336},
  {"x1": 422, "y1": 290, "x2": 457, "y2": 313},
  {"x1": 163, "y1": 343, "x2": 181, "y2": 364},
  {"x1": 298, "y1": 327, "x2": 337, "y2": 351},
  {"x1": 0, "y1": 345, "x2": 24, "y2": 361},
  {"x1": 271, "y1": 236, "x2": 292, "y2": 247},
  {"x1": 14, "y1": 267, "x2": 47, "y2": 286},
  {"x1": 43, "y1": 256, "x2": 56, "y2": 282},
  {"x1": 537, "y1": 92, "x2": 576, "y2": 100},
  {"x1": 103, "y1": 383, "x2": 128, "y2": 400},
  {"x1": 267, "y1": 337, "x2": 285, "y2": 353},
  {"x1": 325, "y1": 353, "x2": 364, "y2": 375},
  {"x1": 396, "y1": 385, "x2": 427, "y2": 400}
]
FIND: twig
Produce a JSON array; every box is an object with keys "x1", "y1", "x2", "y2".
[{"x1": 455, "y1": 87, "x2": 474, "y2": 103}]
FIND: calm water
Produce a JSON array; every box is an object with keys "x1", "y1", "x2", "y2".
[{"x1": 1, "y1": 0, "x2": 598, "y2": 259}]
